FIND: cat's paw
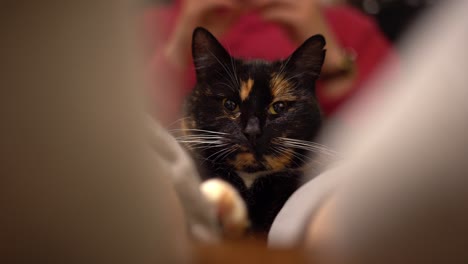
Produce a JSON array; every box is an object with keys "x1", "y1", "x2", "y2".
[{"x1": 200, "y1": 179, "x2": 249, "y2": 238}]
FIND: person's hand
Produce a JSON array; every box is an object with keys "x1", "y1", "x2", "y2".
[
  {"x1": 255, "y1": 0, "x2": 358, "y2": 95},
  {"x1": 254, "y1": 0, "x2": 325, "y2": 44},
  {"x1": 180, "y1": 0, "x2": 246, "y2": 37},
  {"x1": 165, "y1": 0, "x2": 247, "y2": 69},
  {"x1": 254, "y1": 0, "x2": 345, "y2": 68}
]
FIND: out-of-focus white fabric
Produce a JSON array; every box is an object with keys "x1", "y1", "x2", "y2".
[
  {"x1": 268, "y1": 169, "x2": 341, "y2": 247},
  {"x1": 329, "y1": 1, "x2": 468, "y2": 262},
  {"x1": 148, "y1": 120, "x2": 220, "y2": 242},
  {"x1": 269, "y1": 1, "x2": 468, "y2": 262}
]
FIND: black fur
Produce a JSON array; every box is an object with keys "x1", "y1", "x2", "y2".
[{"x1": 183, "y1": 27, "x2": 326, "y2": 233}]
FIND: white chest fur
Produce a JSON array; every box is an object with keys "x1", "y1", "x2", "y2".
[{"x1": 236, "y1": 171, "x2": 271, "y2": 188}]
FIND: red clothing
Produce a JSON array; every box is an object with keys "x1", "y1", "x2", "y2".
[{"x1": 145, "y1": 4, "x2": 394, "y2": 116}]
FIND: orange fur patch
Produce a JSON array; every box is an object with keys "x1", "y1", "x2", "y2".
[
  {"x1": 270, "y1": 73, "x2": 298, "y2": 102},
  {"x1": 263, "y1": 150, "x2": 294, "y2": 170},
  {"x1": 180, "y1": 117, "x2": 195, "y2": 136},
  {"x1": 240, "y1": 78, "x2": 254, "y2": 101},
  {"x1": 229, "y1": 152, "x2": 257, "y2": 170}
]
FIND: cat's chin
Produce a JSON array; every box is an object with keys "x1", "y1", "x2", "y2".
[
  {"x1": 239, "y1": 166, "x2": 264, "y2": 173},
  {"x1": 236, "y1": 170, "x2": 276, "y2": 189},
  {"x1": 228, "y1": 152, "x2": 292, "y2": 173}
]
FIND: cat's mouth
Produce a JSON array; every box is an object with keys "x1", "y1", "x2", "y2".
[
  {"x1": 227, "y1": 151, "x2": 263, "y2": 172},
  {"x1": 227, "y1": 147, "x2": 294, "y2": 173}
]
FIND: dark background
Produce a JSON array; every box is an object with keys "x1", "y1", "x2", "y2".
[{"x1": 349, "y1": 0, "x2": 439, "y2": 42}]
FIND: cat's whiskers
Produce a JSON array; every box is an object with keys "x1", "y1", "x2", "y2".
[
  {"x1": 179, "y1": 140, "x2": 231, "y2": 155},
  {"x1": 175, "y1": 134, "x2": 229, "y2": 146},
  {"x1": 273, "y1": 55, "x2": 293, "y2": 85},
  {"x1": 176, "y1": 135, "x2": 225, "y2": 140},
  {"x1": 177, "y1": 140, "x2": 226, "y2": 144},
  {"x1": 214, "y1": 81, "x2": 237, "y2": 92},
  {"x1": 278, "y1": 145, "x2": 315, "y2": 169},
  {"x1": 201, "y1": 144, "x2": 239, "y2": 166},
  {"x1": 270, "y1": 143, "x2": 329, "y2": 175},
  {"x1": 179, "y1": 142, "x2": 229, "y2": 150},
  {"x1": 173, "y1": 128, "x2": 232, "y2": 152},
  {"x1": 271, "y1": 55, "x2": 307, "y2": 96},
  {"x1": 227, "y1": 45, "x2": 240, "y2": 88},
  {"x1": 281, "y1": 142, "x2": 336, "y2": 156},
  {"x1": 270, "y1": 146, "x2": 303, "y2": 169},
  {"x1": 207, "y1": 49, "x2": 239, "y2": 91},
  {"x1": 188, "y1": 144, "x2": 231, "y2": 151},
  {"x1": 275, "y1": 137, "x2": 338, "y2": 157},
  {"x1": 281, "y1": 72, "x2": 306, "y2": 85},
  {"x1": 165, "y1": 116, "x2": 191, "y2": 129},
  {"x1": 172, "y1": 126, "x2": 239, "y2": 164},
  {"x1": 213, "y1": 145, "x2": 238, "y2": 164},
  {"x1": 285, "y1": 143, "x2": 336, "y2": 157},
  {"x1": 170, "y1": 128, "x2": 229, "y2": 135},
  {"x1": 177, "y1": 140, "x2": 226, "y2": 145}
]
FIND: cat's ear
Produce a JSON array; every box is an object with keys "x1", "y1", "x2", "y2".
[
  {"x1": 192, "y1": 27, "x2": 231, "y2": 80},
  {"x1": 285, "y1": 34, "x2": 326, "y2": 81}
]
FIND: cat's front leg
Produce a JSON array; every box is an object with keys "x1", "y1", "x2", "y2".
[{"x1": 200, "y1": 179, "x2": 249, "y2": 238}]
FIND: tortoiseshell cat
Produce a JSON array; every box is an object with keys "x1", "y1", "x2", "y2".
[{"x1": 180, "y1": 27, "x2": 326, "y2": 233}]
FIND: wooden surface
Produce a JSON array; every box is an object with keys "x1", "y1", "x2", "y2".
[{"x1": 194, "y1": 239, "x2": 308, "y2": 264}]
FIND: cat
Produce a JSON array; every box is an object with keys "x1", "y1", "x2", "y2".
[{"x1": 178, "y1": 27, "x2": 327, "y2": 233}]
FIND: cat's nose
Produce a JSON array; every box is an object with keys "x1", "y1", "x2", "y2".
[{"x1": 243, "y1": 116, "x2": 261, "y2": 143}]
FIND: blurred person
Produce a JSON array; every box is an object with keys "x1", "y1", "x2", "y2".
[
  {"x1": 145, "y1": 0, "x2": 394, "y2": 124},
  {"x1": 269, "y1": 0, "x2": 468, "y2": 263}
]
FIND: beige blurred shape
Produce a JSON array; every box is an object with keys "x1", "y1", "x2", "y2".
[
  {"x1": 0, "y1": 1, "x2": 191, "y2": 263},
  {"x1": 305, "y1": 1, "x2": 468, "y2": 263}
]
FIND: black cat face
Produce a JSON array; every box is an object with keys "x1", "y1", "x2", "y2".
[{"x1": 183, "y1": 27, "x2": 326, "y2": 173}]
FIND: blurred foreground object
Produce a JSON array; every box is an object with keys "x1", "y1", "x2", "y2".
[
  {"x1": 302, "y1": 0, "x2": 468, "y2": 263},
  {"x1": 0, "y1": 1, "x2": 189, "y2": 263}
]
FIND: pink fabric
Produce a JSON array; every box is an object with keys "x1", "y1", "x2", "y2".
[{"x1": 144, "y1": 3, "x2": 394, "y2": 116}]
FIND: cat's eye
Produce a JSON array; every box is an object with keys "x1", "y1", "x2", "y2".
[
  {"x1": 223, "y1": 98, "x2": 238, "y2": 112},
  {"x1": 269, "y1": 101, "x2": 287, "y2": 115}
]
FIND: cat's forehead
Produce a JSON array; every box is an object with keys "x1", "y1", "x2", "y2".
[
  {"x1": 239, "y1": 59, "x2": 278, "y2": 74},
  {"x1": 236, "y1": 59, "x2": 298, "y2": 103},
  {"x1": 242, "y1": 59, "x2": 274, "y2": 67}
]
